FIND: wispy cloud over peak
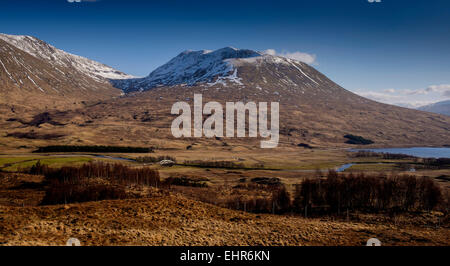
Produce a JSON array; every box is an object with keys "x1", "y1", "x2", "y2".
[{"x1": 264, "y1": 49, "x2": 317, "y2": 65}]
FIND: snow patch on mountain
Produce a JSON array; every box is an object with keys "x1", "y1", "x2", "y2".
[
  {"x1": 0, "y1": 33, "x2": 134, "y2": 81},
  {"x1": 0, "y1": 58, "x2": 13, "y2": 81},
  {"x1": 141, "y1": 47, "x2": 259, "y2": 87},
  {"x1": 207, "y1": 68, "x2": 244, "y2": 87}
]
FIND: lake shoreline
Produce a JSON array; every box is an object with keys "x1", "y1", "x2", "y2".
[{"x1": 349, "y1": 147, "x2": 450, "y2": 159}]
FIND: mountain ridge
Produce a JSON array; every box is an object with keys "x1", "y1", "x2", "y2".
[
  {"x1": 0, "y1": 36, "x2": 123, "y2": 115},
  {"x1": 0, "y1": 33, "x2": 134, "y2": 81}
]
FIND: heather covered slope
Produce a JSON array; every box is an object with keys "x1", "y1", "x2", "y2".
[
  {"x1": 3, "y1": 84, "x2": 447, "y2": 151},
  {"x1": 105, "y1": 48, "x2": 450, "y2": 147},
  {"x1": 18, "y1": 63, "x2": 447, "y2": 149},
  {"x1": 0, "y1": 38, "x2": 123, "y2": 121},
  {"x1": 0, "y1": 191, "x2": 447, "y2": 246},
  {"x1": 1, "y1": 46, "x2": 449, "y2": 149}
]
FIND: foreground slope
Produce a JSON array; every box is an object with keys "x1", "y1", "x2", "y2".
[{"x1": 0, "y1": 193, "x2": 447, "y2": 246}]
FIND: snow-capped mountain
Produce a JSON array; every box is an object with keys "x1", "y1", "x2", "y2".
[
  {"x1": 57, "y1": 45, "x2": 450, "y2": 148},
  {"x1": 418, "y1": 100, "x2": 450, "y2": 116},
  {"x1": 113, "y1": 47, "x2": 261, "y2": 91},
  {"x1": 113, "y1": 47, "x2": 351, "y2": 103},
  {"x1": 148, "y1": 47, "x2": 261, "y2": 85},
  {"x1": 113, "y1": 46, "x2": 333, "y2": 94},
  {"x1": 0, "y1": 33, "x2": 134, "y2": 81},
  {"x1": 0, "y1": 36, "x2": 124, "y2": 113}
]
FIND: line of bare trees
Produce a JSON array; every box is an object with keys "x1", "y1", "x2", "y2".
[
  {"x1": 23, "y1": 161, "x2": 160, "y2": 205},
  {"x1": 25, "y1": 161, "x2": 160, "y2": 187},
  {"x1": 293, "y1": 171, "x2": 443, "y2": 215},
  {"x1": 222, "y1": 171, "x2": 446, "y2": 216}
]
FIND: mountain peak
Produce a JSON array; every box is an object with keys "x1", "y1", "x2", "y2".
[
  {"x1": 176, "y1": 47, "x2": 261, "y2": 60},
  {"x1": 111, "y1": 46, "x2": 328, "y2": 93},
  {"x1": 113, "y1": 47, "x2": 266, "y2": 91}
]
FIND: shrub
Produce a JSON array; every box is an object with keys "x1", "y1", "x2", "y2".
[
  {"x1": 135, "y1": 155, "x2": 177, "y2": 163},
  {"x1": 34, "y1": 145, "x2": 153, "y2": 153},
  {"x1": 344, "y1": 134, "x2": 374, "y2": 145},
  {"x1": 297, "y1": 143, "x2": 313, "y2": 149},
  {"x1": 225, "y1": 195, "x2": 273, "y2": 214},
  {"x1": 162, "y1": 176, "x2": 208, "y2": 188},
  {"x1": 271, "y1": 186, "x2": 291, "y2": 214},
  {"x1": 183, "y1": 160, "x2": 245, "y2": 169},
  {"x1": 420, "y1": 158, "x2": 450, "y2": 169},
  {"x1": 23, "y1": 160, "x2": 49, "y2": 175},
  {"x1": 41, "y1": 180, "x2": 127, "y2": 205},
  {"x1": 6, "y1": 132, "x2": 65, "y2": 140},
  {"x1": 223, "y1": 185, "x2": 291, "y2": 214},
  {"x1": 250, "y1": 177, "x2": 282, "y2": 186},
  {"x1": 351, "y1": 150, "x2": 381, "y2": 158},
  {"x1": 382, "y1": 153, "x2": 416, "y2": 160}
]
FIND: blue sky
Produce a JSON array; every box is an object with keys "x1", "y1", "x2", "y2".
[{"x1": 1, "y1": 0, "x2": 449, "y2": 107}]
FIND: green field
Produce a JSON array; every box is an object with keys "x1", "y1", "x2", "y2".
[{"x1": 0, "y1": 156, "x2": 93, "y2": 172}]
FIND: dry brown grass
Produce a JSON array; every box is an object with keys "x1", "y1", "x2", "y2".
[
  {"x1": 0, "y1": 171, "x2": 448, "y2": 246},
  {"x1": 0, "y1": 192, "x2": 448, "y2": 246}
]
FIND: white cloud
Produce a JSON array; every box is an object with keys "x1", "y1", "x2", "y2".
[
  {"x1": 382, "y1": 88, "x2": 396, "y2": 94},
  {"x1": 263, "y1": 49, "x2": 317, "y2": 65},
  {"x1": 427, "y1": 84, "x2": 450, "y2": 93},
  {"x1": 356, "y1": 91, "x2": 406, "y2": 104},
  {"x1": 264, "y1": 49, "x2": 277, "y2": 56},
  {"x1": 400, "y1": 84, "x2": 450, "y2": 96},
  {"x1": 353, "y1": 84, "x2": 450, "y2": 108}
]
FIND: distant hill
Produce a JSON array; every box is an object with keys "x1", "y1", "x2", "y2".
[{"x1": 418, "y1": 100, "x2": 450, "y2": 116}]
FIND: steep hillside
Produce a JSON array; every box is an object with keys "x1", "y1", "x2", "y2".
[
  {"x1": 0, "y1": 38, "x2": 124, "y2": 118},
  {"x1": 0, "y1": 33, "x2": 134, "y2": 81}
]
